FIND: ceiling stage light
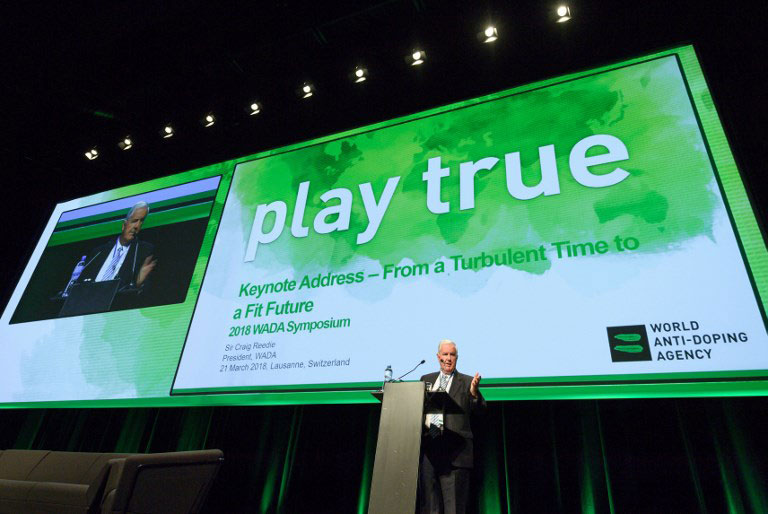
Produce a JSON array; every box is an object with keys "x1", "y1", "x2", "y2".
[
  {"x1": 84, "y1": 147, "x2": 99, "y2": 160},
  {"x1": 118, "y1": 137, "x2": 133, "y2": 150},
  {"x1": 557, "y1": 5, "x2": 572, "y2": 22},
  {"x1": 479, "y1": 25, "x2": 498, "y2": 43},
  {"x1": 352, "y1": 66, "x2": 368, "y2": 83},
  {"x1": 406, "y1": 50, "x2": 426, "y2": 66},
  {"x1": 249, "y1": 102, "x2": 262, "y2": 115},
  {"x1": 161, "y1": 124, "x2": 174, "y2": 138},
  {"x1": 300, "y1": 83, "x2": 314, "y2": 98},
  {"x1": 202, "y1": 113, "x2": 216, "y2": 127}
]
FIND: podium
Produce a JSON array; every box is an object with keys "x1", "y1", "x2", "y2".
[
  {"x1": 58, "y1": 280, "x2": 120, "y2": 317},
  {"x1": 368, "y1": 382, "x2": 459, "y2": 513}
]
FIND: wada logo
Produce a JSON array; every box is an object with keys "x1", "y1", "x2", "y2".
[{"x1": 606, "y1": 325, "x2": 651, "y2": 362}]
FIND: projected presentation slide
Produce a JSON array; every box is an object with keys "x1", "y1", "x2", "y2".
[
  {"x1": 1, "y1": 45, "x2": 767, "y2": 407},
  {"x1": 171, "y1": 49, "x2": 768, "y2": 396}
]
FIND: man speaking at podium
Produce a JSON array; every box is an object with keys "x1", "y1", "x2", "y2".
[
  {"x1": 78, "y1": 201, "x2": 157, "y2": 294},
  {"x1": 420, "y1": 339, "x2": 484, "y2": 514}
]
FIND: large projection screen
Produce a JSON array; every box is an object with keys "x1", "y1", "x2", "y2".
[{"x1": 2, "y1": 45, "x2": 768, "y2": 407}]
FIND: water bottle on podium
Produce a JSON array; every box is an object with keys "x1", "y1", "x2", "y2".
[
  {"x1": 381, "y1": 364, "x2": 393, "y2": 391},
  {"x1": 63, "y1": 256, "x2": 87, "y2": 297}
]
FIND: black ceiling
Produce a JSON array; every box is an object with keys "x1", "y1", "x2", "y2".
[{"x1": 1, "y1": 0, "x2": 766, "y2": 308}]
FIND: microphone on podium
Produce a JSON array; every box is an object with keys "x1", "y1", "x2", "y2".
[{"x1": 394, "y1": 359, "x2": 426, "y2": 382}]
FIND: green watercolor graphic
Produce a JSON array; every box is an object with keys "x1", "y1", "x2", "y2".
[{"x1": 231, "y1": 56, "x2": 717, "y2": 277}]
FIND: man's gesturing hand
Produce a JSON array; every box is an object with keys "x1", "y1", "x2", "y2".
[
  {"x1": 470, "y1": 372, "x2": 482, "y2": 398},
  {"x1": 137, "y1": 255, "x2": 157, "y2": 287}
]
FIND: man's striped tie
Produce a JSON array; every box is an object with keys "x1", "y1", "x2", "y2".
[
  {"x1": 102, "y1": 247, "x2": 123, "y2": 280},
  {"x1": 428, "y1": 373, "x2": 449, "y2": 437}
]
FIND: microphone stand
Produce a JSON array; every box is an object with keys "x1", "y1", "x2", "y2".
[
  {"x1": 82, "y1": 251, "x2": 103, "y2": 272},
  {"x1": 393, "y1": 359, "x2": 426, "y2": 382}
]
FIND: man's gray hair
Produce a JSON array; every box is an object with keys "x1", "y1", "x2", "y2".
[
  {"x1": 126, "y1": 201, "x2": 150, "y2": 220},
  {"x1": 437, "y1": 339, "x2": 458, "y2": 356}
]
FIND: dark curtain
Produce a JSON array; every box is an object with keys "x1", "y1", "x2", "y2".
[{"x1": 1, "y1": 397, "x2": 766, "y2": 513}]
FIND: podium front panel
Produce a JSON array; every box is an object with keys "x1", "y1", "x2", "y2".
[{"x1": 368, "y1": 381, "x2": 425, "y2": 513}]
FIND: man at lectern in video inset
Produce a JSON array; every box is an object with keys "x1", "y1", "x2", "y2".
[
  {"x1": 78, "y1": 201, "x2": 157, "y2": 295},
  {"x1": 420, "y1": 339, "x2": 485, "y2": 514}
]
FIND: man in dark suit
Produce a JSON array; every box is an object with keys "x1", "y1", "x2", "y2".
[
  {"x1": 420, "y1": 339, "x2": 484, "y2": 514},
  {"x1": 78, "y1": 201, "x2": 157, "y2": 294}
]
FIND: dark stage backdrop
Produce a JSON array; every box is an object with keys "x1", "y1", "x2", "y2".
[{"x1": 2, "y1": 398, "x2": 767, "y2": 513}]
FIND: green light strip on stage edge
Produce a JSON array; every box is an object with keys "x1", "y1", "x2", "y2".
[
  {"x1": 2, "y1": 379, "x2": 768, "y2": 409},
  {"x1": 170, "y1": 369, "x2": 768, "y2": 395}
]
